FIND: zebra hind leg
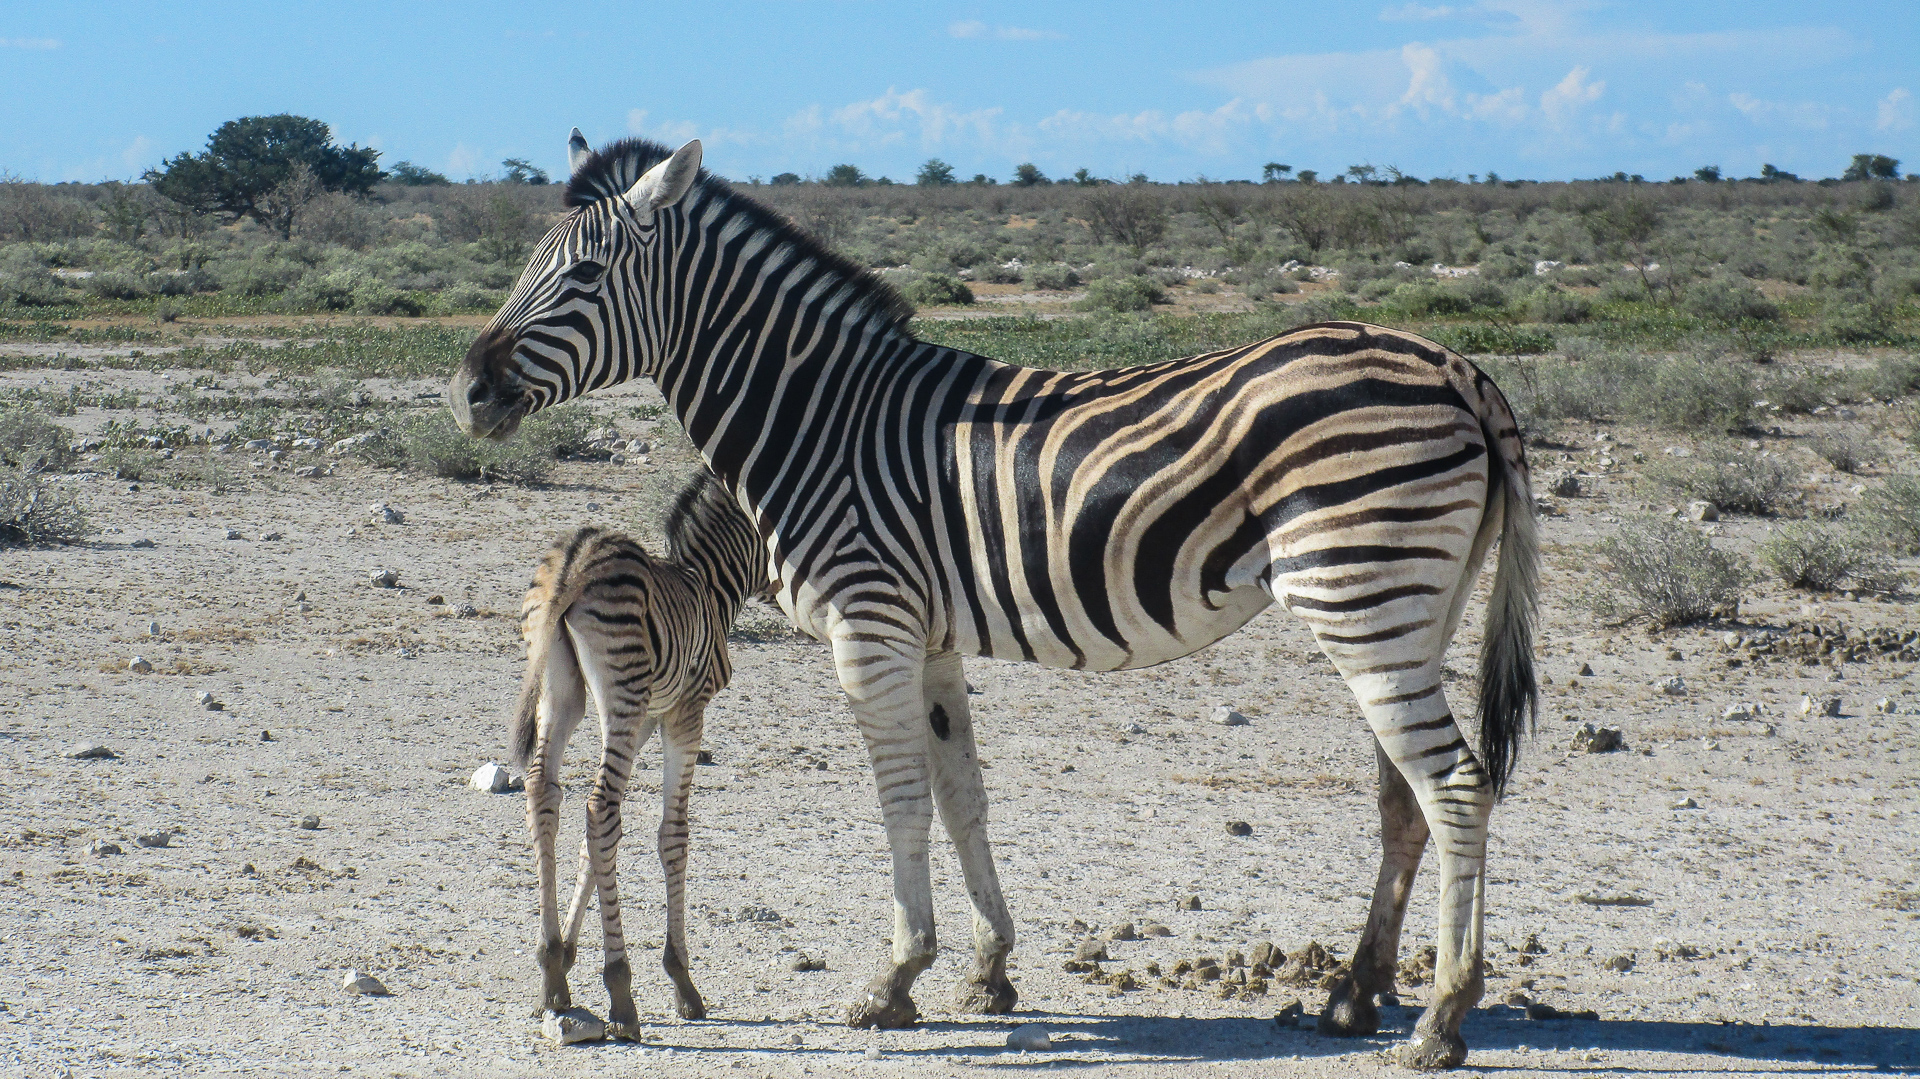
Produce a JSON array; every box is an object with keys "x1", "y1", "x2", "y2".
[
  {"x1": 1319, "y1": 740, "x2": 1430, "y2": 1039},
  {"x1": 922, "y1": 652, "x2": 1017, "y2": 1015},
  {"x1": 527, "y1": 628, "x2": 588, "y2": 1014},
  {"x1": 658, "y1": 708, "x2": 707, "y2": 1020}
]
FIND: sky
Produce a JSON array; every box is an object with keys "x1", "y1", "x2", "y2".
[{"x1": 1, "y1": 1, "x2": 1915, "y2": 185}]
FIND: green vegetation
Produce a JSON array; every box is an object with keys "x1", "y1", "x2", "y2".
[
  {"x1": 0, "y1": 471, "x2": 89, "y2": 546},
  {"x1": 1589, "y1": 517, "x2": 1749, "y2": 626}
]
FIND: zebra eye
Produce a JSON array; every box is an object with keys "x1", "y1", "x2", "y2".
[{"x1": 563, "y1": 260, "x2": 606, "y2": 286}]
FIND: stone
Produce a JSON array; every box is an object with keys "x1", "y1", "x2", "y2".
[
  {"x1": 298, "y1": 815, "x2": 320, "y2": 830},
  {"x1": 261, "y1": 531, "x2": 284, "y2": 541},
  {"x1": 1211, "y1": 706, "x2": 1249, "y2": 726},
  {"x1": 1005, "y1": 1024, "x2": 1052, "y2": 1051},
  {"x1": 470, "y1": 763, "x2": 512, "y2": 793},
  {"x1": 1107, "y1": 922, "x2": 1138, "y2": 942},
  {"x1": 1671, "y1": 797, "x2": 1698, "y2": 810},
  {"x1": 1578, "y1": 662, "x2": 1594, "y2": 677},
  {"x1": 1273, "y1": 998, "x2": 1305, "y2": 1028},
  {"x1": 1799, "y1": 695, "x2": 1841, "y2": 718},
  {"x1": 1250, "y1": 941, "x2": 1277, "y2": 968},
  {"x1": 1659, "y1": 675, "x2": 1687, "y2": 696},
  {"x1": 1177, "y1": 895, "x2": 1201, "y2": 911},
  {"x1": 342, "y1": 970, "x2": 390, "y2": 996},
  {"x1": 1572, "y1": 724, "x2": 1623, "y2": 753},
  {"x1": 291, "y1": 437, "x2": 322, "y2": 451},
  {"x1": 198, "y1": 691, "x2": 222, "y2": 711},
  {"x1": 68, "y1": 743, "x2": 118, "y2": 760},
  {"x1": 129, "y1": 538, "x2": 155, "y2": 548},
  {"x1": 243, "y1": 439, "x2": 274, "y2": 451},
  {"x1": 1549, "y1": 474, "x2": 1580, "y2": 497},
  {"x1": 89, "y1": 839, "x2": 123, "y2": 857},
  {"x1": 294, "y1": 466, "x2": 323, "y2": 479},
  {"x1": 128, "y1": 656, "x2": 154, "y2": 674},
  {"x1": 1720, "y1": 703, "x2": 1759, "y2": 721},
  {"x1": 369, "y1": 569, "x2": 400, "y2": 589},
  {"x1": 864, "y1": 1048, "x2": 883, "y2": 1061},
  {"x1": 1074, "y1": 939, "x2": 1111, "y2": 962},
  {"x1": 260, "y1": 730, "x2": 273, "y2": 741},
  {"x1": 1140, "y1": 923, "x2": 1173, "y2": 938},
  {"x1": 369, "y1": 502, "x2": 404, "y2": 524},
  {"x1": 147, "y1": 621, "x2": 161, "y2": 637},
  {"x1": 1874, "y1": 697, "x2": 1896, "y2": 715},
  {"x1": 224, "y1": 529, "x2": 244, "y2": 540},
  {"x1": 455, "y1": 603, "x2": 479, "y2": 618},
  {"x1": 135, "y1": 831, "x2": 171, "y2": 848},
  {"x1": 425, "y1": 595, "x2": 445, "y2": 605},
  {"x1": 1602, "y1": 954, "x2": 1635, "y2": 972},
  {"x1": 1686, "y1": 501, "x2": 1719, "y2": 523},
  {"x1": 1225, "y1": 820, "x2": 1253, "y2": 837},
  {"x1": 788, "y1": 954, "x2": 826, "y2": 972},
  {"x1": 1505, "y1": 991, "x2": 1532, "y2": 1007}
]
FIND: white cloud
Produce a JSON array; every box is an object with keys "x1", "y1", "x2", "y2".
[
  {"x1": 120, "y1": 136, "x2": 152, "y2": 171},
  {"x1": 627, "y1": 109, "x2": 700, "y2": 145},
  {"x1": 1728, "y1": 92, "x2": 1832, "y2": 131},
  {"x1": 1380, "y1": 4, "x2": 1458, "y2": 20},
  {"x1": 0, "y1": 37, "x2": 59, "y2": 49},
  {"x1": 446, "y1": 143, "x2": 478, "y2": 178},
  {"x1": 1399, "y1": 43, "x2": 1455, "y2": 115},
  {"x1": 1538, "y1": 65, "x2": 1603, "y2": 125},
  {"x1": 1878, "y1": 88, "x2": 1914, "y2": 132},
  {"x1": 947, "y1": 20, "x2": 1061, "y2": 41}
]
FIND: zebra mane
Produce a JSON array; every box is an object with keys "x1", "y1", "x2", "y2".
[
  {"x1": 662, "y1": 467, "x2": 739, "y2": 567},
  {"x1": 565, "y1": 137, "x2": 914, "y2": 332}
]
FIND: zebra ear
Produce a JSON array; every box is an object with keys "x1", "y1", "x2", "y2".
[
  {"x1": 567, "y1": 128, "x2": 591, "y2": 177},
  {"x1": 621, "y1": 139, "x2": 702, "y2": 214}
]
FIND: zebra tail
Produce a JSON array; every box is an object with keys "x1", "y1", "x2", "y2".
[
  {"x1": 510, "y1": 529, "x2": 602, "y2": 768},
  {"x1": 1475, "y1": 411, "x2": 1540, "y2": 801}
]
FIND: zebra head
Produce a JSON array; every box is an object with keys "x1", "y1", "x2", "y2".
[{"x1": 450, "y1": 132, "x2": 704, "y2": 441}]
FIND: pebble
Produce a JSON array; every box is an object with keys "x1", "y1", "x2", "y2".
[
  {"x1": 290, "y1": 437, "x2": 321, "y2": 451},
  {"x1": 1177, "y1": 895, "x2": 1202, "y2": 911},
  {"x1": 129, "y1": 538, "x2": 155, "y2": 548},
  {"x1": 788, "y1": 954, "x2": 826, "y2": 972},
  {"x1": 1874, "y1": 697, "x2": 1896, "y2": 714},
  {"x1": 1720, "y1": 703, "x2": 1760, "y2": 721},
  {"x1": 1799, "y1": 695, "x2": 1842, "y2": 718},
  {"x1": 147, "y1": 621, "x2": 161, "y2": 637},
  {"x1": 1685, "y1": 501, "x2": 1719, "y2": 522},
  {"x1": 1273, "y1": 999, "x2": 1305, "y2": 1028},
  {"x1": 1140, "y1": 923, "x2": 1172, "y2": 937},
  {"x1": 1211, "y1": 706, "x2": 1249, "y2": 726},
  {"x1": 262, "y1": 531, "x2": 284, "y2": 541},
  {"x1": 1572, "y1": 723, "x2": 1623, "y2": 753},
  {"x1": 1074, "y1": 939, "x2": 1111, "y2": 962},
  {"x1": 1578, "y1": 662, "x2": 1595, "y2": 677},
  {"x1": 89, "y1": 839, "x2": 123, "y2": 857},
  {"x1": 369, "y1": 502, "x2": 404, "y2": 524},
  {"x1": 1671, "y1": 797, "x2": 1699, "y2": 810},
  {"x1": 224, "y1": 529, "x2": 244, "y2": 540},
  {"x1": 455, "y1": 603, "x2": 479, "y2": 618},
  {"x1": 198, "y1": 691, "x2": 223, "y2": 711},
  {"x1": 260, "y1": 730, "x2": 273, "y2": 741},
  {"x1": 298, "y1": 815, "x2": 321, "y2": 830},
  {"x1": 1603, "y1": 955, "x2": 1635, "y2": 972},
  {"x1": 128, "y1": 656, "x2": 153, "y2": 674},
  {"x1": 542, "y1": 1007, "x2": 604, "y2": 1045},
  {"x1": 68, "y1": 743, "x2": 118, "y2": 760},
  {"x1": 864, "y1": 1047, "x2": 883, "y2": 1061},
  {"x1": 369, "y1": 569, "x2": 400, "y2": 588},
  {"x1": 470, "y1": 762, "x2": 512, "y2": 794},
  {"x1": 1225, "y1": 820, "x2": 1253, "y2": 837},
  {"x1": 1107, "y1": 922, "x2": 1138, "y2": 942},
  {"x1": 342, "y1": 970, "x2": 390, "y2": 996},
  {"x1": 294, "y1": 466, "x2": 324, "y2": 479},
  {"x1": 426, "y1": 594, "x2": 445, "y2": 605},
  {"x1": 135, "y1": 831, "x2": 171, "y2": 848},
  {"x1": 1006, "y1": 1024, "x2": 1052, "y2": 1051},
  {"x1": 243, "y1": 439, "x2": 274, "y2": 451},
  {"x1": 1659, "y1": 675, "x2": 1687, "y2": 696}
]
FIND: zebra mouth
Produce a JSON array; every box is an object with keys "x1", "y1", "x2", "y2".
[{"x1": 452, "y1": 327, "x2": 533, "y2": 440}]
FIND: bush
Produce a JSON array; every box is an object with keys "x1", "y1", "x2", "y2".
[
  {"x1": 435, "y1": 280, "x2": 498, "y2": 313},
  {"x1": 0, "y1": 471, "x2": 89, "y2": 546},
  {"x1": 0, "y1": 410, "x2": 76, "y2": 472},
  {"x1": 1645, "y1": 448, "x2": 1796, "y2": 515},
  {"x1": 1076, "y1": 275, "x2": 1165, "y2": 313},
  {"x1": 283, "y1": 266, "x2": 423, "y2": 316},
  {"x1": 1856, "y1": 475, "x2": 1920, "y2": 553},
  {"x1": 218, "y1": 256, "x2": 307, "y2": 297},
  {"x1": 1427, "y1": 323, "x2": 1553, "y2": 355},
  {"x1": 1589, "y1": 517, "x2": 1746, "y2": 626},
  {"x1": 1820, "y1": 300, "x2": 1897, "y2": 344},
  {"x1": 1526, "y1": 287, "x2": 1592, "y2": 324},
  {"x1": 81, "y1": 271, "x2": 155, "y2": 300},
  {"x1": 901, "y1": 272, "x2": 973, "y2": 307},
  {"x1": 1479, "y1": 253, "x2": 1533, "y2": 280},
  {"x1": 351, "y1": 406, "x2": 594, "y2": 484},
  {"x1": 1859, "y1": 353, "x2": 1920, "y2": 400},
  {"x1": 1758, "y1": 522, "x2": 1898, "y2": 592},
  {"x1": 1806, "y1": 428, "x2": 1879, "y2": 473},
  {"x1": 1025, "y1": 263, "x2": 1080, "y2": 290},
  {"x1": 1683, "y1": 277, "x2": 1780, "y2": 323},
  {"x1": 1638, "y1": 353, "x2": 1754, "y2": 432},
  {"x1": 98, "y1": 445, "x2": 156, "y2": 481},
  {"x1": 0, "y1": 268, "x2": 69, "y2": 306}
]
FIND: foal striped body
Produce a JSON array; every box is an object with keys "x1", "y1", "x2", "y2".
[
  {"x1": 455, "y1": 134, "x2": 1538, "y2": 1068},
  {"x1": 513, "y1": 470, "x2": 766, "y2": 1037}
]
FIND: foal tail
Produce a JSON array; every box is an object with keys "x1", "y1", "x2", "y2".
[
  {"x1": 1473, "y1": 375, "x2": 1539, "y2": 800},
  {"x1": 510, "y1": 527, "x2": 610, "y2": 767}
]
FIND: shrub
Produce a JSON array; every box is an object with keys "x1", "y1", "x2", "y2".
[
  {"x1": 1820, "y1": 301, "x2": 1897, "y2": 344},
  {"x1": 435, "y1": 280, "x2": 497, "y2": 313},
  {"x1": 218, "y1": 256, "x2": 307, "y2": 297},
  {"x1": 1025, "y1": 263, "x2": 1080, "y2": 290},
  {"x1": 1806, "y1": 428, "x2": 1879, "y2": 473},
  {"x1": 1645, "y1": 449, "x2": 1796, "y2": 515},
  {"x1": 1078, "y1": 185, "x2": 1168, "y2": 250},
  {"x1": 0, "y1": 472, "x2": 89, "y2": 546},
  {"x1": 1637, "y1": 353, "x2": 1754, "y2": 432},
  {"x1": 351, "y1": 406, "x2": 593, "y2": 484},
  {"x1": 1525, "y1": 287, "x2": 1592, "y2": 324},
  {"x1": 1589, "y1": 517, "x2": 1746, "y2": 626},
  {"x1": 1479, "y1": 253, "x2": 1533, "y2": 280},
  {"x1": 1859, "y1": 353, "x2": 1920, "y2": 400},
  {"x1": 0, "y1": 268, "x2": 69, "y2": 306},
  {"x1": 902, "y1": 272, "x2": 973, "y2": 307},
  {"x1": 0, "y1": 410, "x2": 76, "y2": 472},
  {"x1": 1683, "y1": 277, "x2": 1780, "y2": 323},
  {"x1": 81, "y1": 271, "x2": 155, "y2": 300},
  {"x1": 1427, "y1": 323, "x2": 1553, "y2": 355},
  {"x1": 1076, "y1": 275, "x2": 1165, "y2": 313},
  {"x1": 1856, "y1": 475, "x2": 1920, "y2": 554},
  {"x1": 98, "y1": 445, "x2": 156, "y2": 481},
  {"x1": 1758, "y1": 522, "x2": 1898, "y2": 592}
]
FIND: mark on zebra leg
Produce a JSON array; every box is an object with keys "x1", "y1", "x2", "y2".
[
  {"x1": 538, "y1": 938, "x2": 573, "y2": 1012},
  {"x1": 661, "y1": 939, "x2": 706, "y2": 1020},
  {"x1": 602, "y1": 958, "x2": 641, "y2": 1040},
  {"x1": 846, "y1": 961, "x2": 926, "y2": 1029},
  {"x1": 928, "y1": 703, "x2": 951, "y2": 741},
  {"x1": 953, "y1": 954, "x2": 1016, "y2": 1015},
  {"x1": 1393, "y1": 1023, "x2": 1470, "y2": 1070}
]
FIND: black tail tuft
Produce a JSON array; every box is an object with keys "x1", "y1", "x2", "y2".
[{"x1": 1476, "y1": 433, "x2": 1539, "y2": 800}]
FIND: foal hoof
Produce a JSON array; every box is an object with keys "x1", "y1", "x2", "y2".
[
  {"x1": 605, "y1": 1020, "x2": 645, "y2": 1043},
  {"x1": 1317, "y1": 984, "x2": 1380, "y2": 1037},
  {"x1": 674, "y1": 987, "x2": 708, "y2": 1021},
  {"x1": 1391, "y1": 1030, "x2": 1469, "y2": 1070},
  {"x1": 953, "y1": 976, "x2": 1017, "y2": 1015},
  {"x1": 846, "y1": 987, "x2": 919, "y2": 1029}
]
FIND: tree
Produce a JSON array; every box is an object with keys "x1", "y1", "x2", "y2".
[
  {"x1": 500, "y1": 158, "x2": 550, "y2": 185},
  {"x1": 769, "y1": 172, "x2": 801, "y2": 186},
  {"x1": 824, "y1": 164, "x2": 867, "y2": 187},
  {"x1": 1842, "y1": 154, "x2": 1900, "y2": 181},
  {"x1": 1295, "y1": 169, "x2": 1318, "y2": 184},
  {"x1": 1012, "y1": 162, "x2": 1047, "y2": 187},
  {"x1": 1759, "y1": 163, "x2": 1800, "y2": 183},
  {"x1": 144, "y1": 114, "x2": 381, "y2": 239},
  {"x1": 1694, "y1": 164, "x2": 1722, "y2": 183},
  {"x1": 1078, "y1": 184, "x2": 1167, "y2": 251},
  {"x1": 915, "y1": 159, "x2": 956, "y2": 186},
  {"x1": 1071, "y1": 168, "x2": 1102, "y2": 187},
  {"x1": 1261, "y1": 162, "x2": 1292, "y2": 183},
  {"x1": 1580, "y1": 193, "x2": 1663, "y2": 296},
  {"x1": 1345, "y1": 163, "x2": 1378, "y2": 184},
  {"x1": 389, "y1": 161, "x2": 451, "y2": 186},
  {"x1": 968, "y1": 173, "x2": 997, "y2": 185}
]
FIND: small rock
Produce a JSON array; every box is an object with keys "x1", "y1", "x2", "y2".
[
  {"x1": 1572, "y1": 724, "x2": 1623, "y2": 753},
  {"x1": 1670, "y1": 797, "x2": 1698, "y2": 810},
  {"x1": 785, "y1": 1033, "x2": 803, "y2": 1046},
  {"x1": 1074, "y1": 939, "x2": 1111, "y2": 962},
  {"x1": 788, "y1": 955, "x2": 826, "y2": 972},
  {"x1": 1140, "y1": 923, "x2": 1173, "y2": 938},
  {"x1": 89, "y1": 839, "x2": 123, "y2": 857},
  {"x1": 243, "y1": 439, "x2": 274, "y2": 451},
  {"x1": 1211, "y1": 706, "x2": 1249, "y2": 726},
  {"x1": 1799, "y1": 695, "x2": 1841, "y2": 718},
  {"x1": 454, "y1": 603, "x2": 479, "y2": 618},
  {"x1": 369, "y1": 502, "x2": 404, "y2": 524},
  {"x1": 68, "y1": 743, "x2": 118, "y2": 760},
  {"x1": 342, "y1": 970, "x2": 390, "y2": 996},
  {"x1": 1873, "y1": 697, "x2": 1896, "y2": 715},
  {"x1": 261, "y1": 531, "x2": 284, "y2": 541},
  {"x1": 294, "y1": 466, "x2": 323, "y2": 479},
  {"x1": 147, "y1": 620, "x2": 161, "y2": 637},
  {"x1": 1006, "y1": 1024, "x2": 1052, "y2": 1052},
  {"x1": 1273, "y1": 999, "x2": 1305, "y2": 1029},
  {"x1": 1177, "y1": 895, "x2": 1201, "y2": 911},
  {"x1": 1548, "y1": 474, "x2": 1580, "y2": 497},
  {"x1": 224, "y1": 529, "x2": 244, "y2": 540},
  {"x1": 290, "y1": 437, "x2": 321, "y2": 451},
  {"x1": 135, "y1": 831, "x2": 171, "y2": 848},
  {"x1": 1659, "y1": 675, "x2": 1686, "y2": 696},
  {"x1": 1685, "y1": 501, "x2": 1719, "y2": 523},
  {"x1": 1578, "y1": 662, "x2": 1595, "y2": 677},
  {"x1": 260, "y1": 729, "x2": 273, "y2": 741},
  {"x1": 129, "y1": 537, "x2": 156, "y2": 548},
  {"x1": 1505, "y1": 991, "x2": 1532, "y2": 1007},
  {"x1": 470, "y1": 762, "x2": 512, "y2": 794},
  {"x1": 1720, "y1": 703, "x2": 1759, "y2": 721},
  {"x1": 369, "y1": 569, "x2": 400, "y2": 589},
  {"x1": 128, "y1": 656, "x2": 154, "y2": 674},
  {"x1": 1225, "y1": 820, "x2": 1253, "y2": 837},
  {"x1": 1107, "y1": 922, "x2": 1138, "y2": 942},
  {"x1": 298, "y1": 815, "x2": 320, "y2": 830},
  {"x1": 425, "y1": 595, "x2": 445, "y2": 605},
  {"x1": 1603, "y1": 954, "x2": 1635, "y2": 972}
]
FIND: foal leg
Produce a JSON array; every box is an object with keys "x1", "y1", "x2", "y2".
[
  {"x1": 658, "y1": 706, "x2": 707, "y2": 1019},
  {"x1": 922, "y1": 651, "x2": 1016, "y2": 1015},
  {"x1": 575, "y1": 620, "x2": 652, "y2": 1040},
  {"x1": 834, "y1": 629, "x2": 937, "y2": 1029},
  {"x1": 1320, "y1": 740, "x2": 1430, "y2": 1037},
  {"x1": 527, "y1": 632, "x2": 588, "y2": 1013}
]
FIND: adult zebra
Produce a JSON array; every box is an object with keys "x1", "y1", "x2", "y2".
[{"x1": 453, "y1": 134, "x2": 1538, "y2": 1069}]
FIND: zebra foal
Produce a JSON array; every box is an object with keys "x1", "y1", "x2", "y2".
[
  {"x1": 454, "y1": 133, "x2": 1539, "y2": 1069},
  {"x1": 512, "y1": 470, "x2": 766, "y2": 1037}
]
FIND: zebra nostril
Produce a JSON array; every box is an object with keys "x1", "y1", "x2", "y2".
[{"x1": 467, "y1": 379, "x2": 491, "y2": 406}]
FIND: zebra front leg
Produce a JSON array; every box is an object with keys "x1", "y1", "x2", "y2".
[
  {"x1": 923, "y1": 651, "x2": 1016, "y2": 1015},
  {"x1": 1320, "y1": 740, "x2": 1430, "y2": 1038},
  {"x1": 835, "y1": 634, "x2": 935, "y2": 1029},
  {"x1": 658, "y1": 708, "x2": 707, "y2": 1020},
  {"x1": 528, "y1": 635, "x2": 588, "y2": 1014}
]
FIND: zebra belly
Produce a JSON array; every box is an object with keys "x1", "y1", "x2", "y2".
[{"x1": 968, "y1": 579, "x2": 1276, "y2": 672}]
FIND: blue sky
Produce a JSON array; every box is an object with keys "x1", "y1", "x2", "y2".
[{"x1": 1, "y1": 1, "x2": 1914, "y2": 184}]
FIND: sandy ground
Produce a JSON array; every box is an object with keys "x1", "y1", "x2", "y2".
[{"x1": 1, "y1": 349, "x2": 1917, "y2": 1078}]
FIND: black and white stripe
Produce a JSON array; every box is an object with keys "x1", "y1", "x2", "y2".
[{"x1": 454, "y1": 134, "x2": 1538, "y2": 1067}]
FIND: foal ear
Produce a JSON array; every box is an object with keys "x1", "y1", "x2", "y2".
[
  {"x1": 620, "y1": 139, "x2": 703, "y2": 215},
  {"x1": 566, "y1": 127, "x2": 592, "y2": 177}
]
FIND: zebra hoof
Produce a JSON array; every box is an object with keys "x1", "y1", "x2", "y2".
[
  {"x1": 1317, "y1": 981, "x2": 1379, "y2": 1037},
  {"x1": 674, "y1": 986, "x2": 708, "y2": 1021},
  {"x1": 845, "y1": 985, "x2": 919, "y2": 1029},
  {"x1": 1391, "y1": 1030, "x2": 1468, "y2": 1070},
  {"x1": 953, "y1": 976, "x2": 1017, "y2": 1015},
  {"x1": 605, "y1": 1020, "x2": 645, "y2": 1042}
]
